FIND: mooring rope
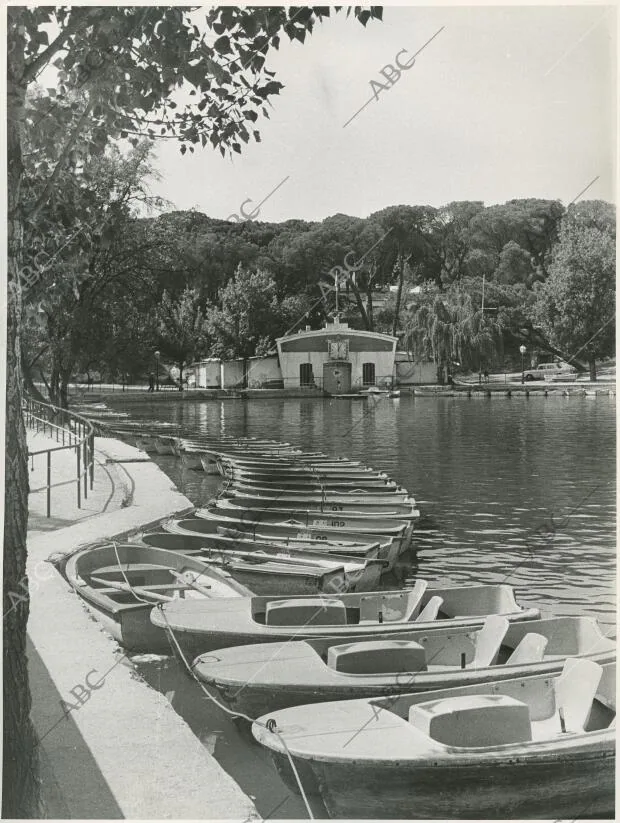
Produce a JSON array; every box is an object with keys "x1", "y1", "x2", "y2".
[
  {"x1": 108, "y1": 541, "x2": 315, "y2": 819},
  {"x1": 155, "y1": 602, "x2": 316, "y2": 820}
]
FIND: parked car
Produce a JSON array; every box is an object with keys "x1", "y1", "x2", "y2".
[{"x1": 523, "y1": 362, "x2": 578, "y2": 381}]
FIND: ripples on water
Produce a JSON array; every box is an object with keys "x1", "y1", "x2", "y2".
[
  {"x1": 114, "y1": 394, "x2": 616, "y2": 630},
  {"x1": 117, "y1": 393, "x2": 615, "y2": 817}
]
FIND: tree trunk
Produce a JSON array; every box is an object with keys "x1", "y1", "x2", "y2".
[
  {"x1": 21, "y1": 357, "x2": 47, "y2": 404},
  {"x1": 60, "y1": 368, "x2": 71, "y2": 408},
  {"x1": 589, "y1": 358, "x2": 597, "y2": 382},
  {"x1": 49, "y1": 363, "x2": 60, "y2": 407},
  {"x1": 367, "y1": 288, "x2": 374, "y2": 331},
  {"x1": 4, "y1": 39, "x2": 42, "y2": 817},
  {"x1": 391, "y1": 253, "x2": 405, "y2": 338},
  {"x1": 349, "y1": 279, "x2": 371, "y2": 330}
]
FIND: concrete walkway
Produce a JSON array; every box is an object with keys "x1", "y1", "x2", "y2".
[
  {"x1": 25, "y1": 431, "x2": 258, "y2": 819},
  {"x1": 27, "y1": 431, "x2": 131, "y2": 533}
]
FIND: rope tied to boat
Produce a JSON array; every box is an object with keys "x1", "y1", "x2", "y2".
[
  {"x1": 154, "y1": 602, "x2": 316, "y2": 819},
  {"x1": 111, "y1": 541, "x2": 157, "y2": 606}
]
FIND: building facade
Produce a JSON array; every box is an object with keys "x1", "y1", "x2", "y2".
[
  {"x1": 191, "y1": 319, "x2": 439, "y2": 392},
  {"x1": 276, "y1": 318, "x2": 398, "y2": 393}
]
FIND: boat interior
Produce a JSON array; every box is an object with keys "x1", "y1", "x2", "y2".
[
  {"x1": 206, "y1": 510, "x2": 409, "y2": 535},
  {"x1": 68, "y1": 544, "x2": 238, "y2": 608},
  {"x1": 367, "y1": 659, "x2": 616, "y2": 748},
  {"x1": 293, "y1": 615, "x2": 615, "y2": 677},
  {"x1": 171, "y1": 518, "x2": 384, "y2": 550},
  {"x1": 249, "y1": 584, "x2": 528, "y2": 627}
]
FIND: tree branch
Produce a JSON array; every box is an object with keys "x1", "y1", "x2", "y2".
[
  {"x1": 26, "y1": 101, "x2": 94, "y2": 220},
  {"x1": 22, "y1": 9, "x2": 93, "y2": 84}
]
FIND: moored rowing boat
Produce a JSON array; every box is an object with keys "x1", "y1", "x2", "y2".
[
  {"x1": 150, "y1": 583, "x2": 540, "y2": 662},
  {"x1": 253, "y1": 658, "x2": 616, "y2": 819},
  {"x1": 194, "y1": 615, "x2": 614, "y2": 718},
  {"x1": 58, "y1": 542, "x2": 252, "y2": 652},
  {"x1": 138, "y1": 532, "x2": 385, "y2": 593}
]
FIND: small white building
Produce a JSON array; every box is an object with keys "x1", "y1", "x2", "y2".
[
  {"x1": 276, "y1": 317, "x2": 398, "y2": 393},
  {"x1": 191, "y1": 318, "x2": 439, "y2": 392},
  {"x1": 394, "y1": 351, "x2": 439, "y2": 385}
]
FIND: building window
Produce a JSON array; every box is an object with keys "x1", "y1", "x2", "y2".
[
  {"x1": 362, "y1": 362, "x2": 376, "y2": 386},
  {"x1": 300, "y1": 363, "x2": 314, "y2": 386}
]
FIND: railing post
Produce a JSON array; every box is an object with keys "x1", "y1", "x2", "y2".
[
  {"x1": 90, "y1": 433, "x2": 94, "y2": 489},
  {"x1": 46, "y1": 451, "x2": 51, "y2": 518},
  {"x1": 83, "y1": 439, "x2": 88, "y2": 499},
  {"x1": 76, "y1": 445, "x2": 81, "y2": 509}
]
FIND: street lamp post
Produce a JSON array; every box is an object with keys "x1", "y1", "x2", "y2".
[
  {"x1": 519, "y1": 345, "x2": 527, "y2": 384},
  {"x1": 154, "y1": 350, "x2": 160, "y2": 391}
]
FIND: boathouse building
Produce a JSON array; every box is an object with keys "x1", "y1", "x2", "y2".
[
  {"x1": 276, "y1": 317, "x2": 398, "y2": 392},
  {"x1": 190, "y1": 318, "x2": 437, "y2": 390}
]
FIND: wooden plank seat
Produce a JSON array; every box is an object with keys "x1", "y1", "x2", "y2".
[
  {"x1": 93, "y1": 563, "x2": 169, "y2": 575},
  {"x1": 93, "y1": 582, "x2": 194, "y2": 595}
]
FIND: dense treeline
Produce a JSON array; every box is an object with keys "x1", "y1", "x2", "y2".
[{"x1": 22, "y1": 148, "x2": 616, "y2": 397}]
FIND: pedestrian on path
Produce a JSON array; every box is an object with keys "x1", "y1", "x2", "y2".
[{"x1": 148, "y1": 373, "x2": 155, "y2": 392}]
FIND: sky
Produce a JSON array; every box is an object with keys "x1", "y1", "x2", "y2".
[{"x1": 148, "y1": 4, "x2": 617, "y2": 223}]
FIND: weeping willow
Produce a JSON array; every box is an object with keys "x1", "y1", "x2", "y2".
[{"x1": 403, "y1": 285, "x2": 503, "y2": 382}]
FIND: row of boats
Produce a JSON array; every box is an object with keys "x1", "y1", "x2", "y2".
[{"x1": 57, "y1": 420, "x2": 616, "y2": 819}]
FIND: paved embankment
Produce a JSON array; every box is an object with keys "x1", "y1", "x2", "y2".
[{"x1": 26, "y1": 434, "x2": 258, "y2": 819}]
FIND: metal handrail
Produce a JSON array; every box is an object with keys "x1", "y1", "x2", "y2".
[{"x1": 23, "y1": 396, "x2": 96, "y2": 518}]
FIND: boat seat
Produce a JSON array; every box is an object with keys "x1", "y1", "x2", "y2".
[
  {"x1": 265, "y1": 597, "x2": 347, "y2": 626},
  {"x1": 94, "y1": 583, "x2": 192, "y2": 595},
  {"x1": 359, "y1": 581, "x2": 427, "y2": 624},
  {"x1": 506, "y1": 633, "x2": 548, "y2": 665},
  {"x1": 415, "y1": 596, "x2": 444, "y2": 623},
  {"x1": 554, "y1": 658, "x2": 603, "y2": 733},
  {"x1": 328, "y1": 639, "x2": 427, "y2": 675},
  {"x1": 95, "y1": 563, "x2": 163, "y2": 575},
  {"x1": 409, "y1": 694, "x2": 532, "y2": 746},
  {"x1": 470, "y1": 615, "x2": 509, "y2": 668}
]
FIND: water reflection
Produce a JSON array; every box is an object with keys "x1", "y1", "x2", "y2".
[
  {"x1": 117, "y1": 394, "x2": 615, "y2": 631},
  {"x1": 115, "y1": 393, "x2": 615, "y2": 817}
]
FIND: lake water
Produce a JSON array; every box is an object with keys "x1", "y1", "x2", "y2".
[{"x1": 112, "y1": 393, "x2": 616, "y2": 818}]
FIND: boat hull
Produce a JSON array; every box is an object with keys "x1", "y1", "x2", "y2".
[
  {"x1": 217, "y1": 496, "x2": 418, "y2": 518},
  {"x1": 79, "y1": 593, "x2": 171, "y2": 653},
  {"x1": 228, "y1": 484, "x2": 412, "y2": 502},
  {"x1": 268, "y1": 743, "x2": 615, "y2": 819},
  {"x1": 152, "y1": 597, "x2": 541, "y2": 664}
]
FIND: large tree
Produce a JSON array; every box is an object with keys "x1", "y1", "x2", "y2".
[
  {"x1": 370, "y1": 205, "x2": 437, "y2": 335},
  {"x1": 205, "y1": 265, "x2": 310, "y2": 360},
  {"x1": 404, "y1": 282, "x2": 504, "y2": 383},
  {"x1": 533, "y1": 201, "x2": 616, "y2": 381},
  {"x1": 154, "y1": 287, "x2": 209, "y2": 386},
  {"x1": 22, "y1": 136, "x2": 163, "y2": 406},
  {"x1": 5, "y1": 7, "x2": 382, "y2": 815}
]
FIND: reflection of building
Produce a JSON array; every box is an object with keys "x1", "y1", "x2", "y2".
[{"x1": 276, "y1": 317, "x2": 397, "y2": 393}]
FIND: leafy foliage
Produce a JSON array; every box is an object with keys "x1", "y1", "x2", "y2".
[
  {"x1": 154, "y1": 287, "x2": 210, "y2": 384},
  {"x1": 533, "y1": 201, "x2": 615, "y2": 379},
  {"x1": 404, "y1": 283, "x2": 504, "y2": 381},
  {"x1": 205, "y1": 265, "x2": 311, "y2": 359}
]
